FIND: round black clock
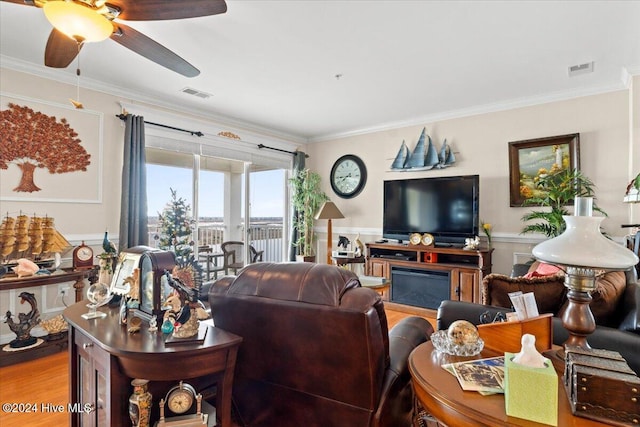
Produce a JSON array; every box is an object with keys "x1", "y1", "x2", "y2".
[{"x1": 330, "y1": 154, "x2": 367, "y2": 199}]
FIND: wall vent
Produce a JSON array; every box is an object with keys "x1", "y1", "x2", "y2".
[
  {"x1": 568, "y1": 61, "x2": 594, "y2": 77},
  {"x1": 181, "y1": 87, "x2": 213, "y2": 99}
]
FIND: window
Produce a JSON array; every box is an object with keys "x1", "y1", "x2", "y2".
[{"x1": 145, "y1": 147, "x2": 288, "y2": 264}]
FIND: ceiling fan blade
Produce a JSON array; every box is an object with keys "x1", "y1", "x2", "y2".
[
  {"x1": 45, "y1": 29, "x2": 81, "y2": 68},
  {"x1": 0, "y1": 0, "x2": 40, "y2": 6},
  {"x1": 110, "y1": 23, "x2": 199, "y2": 77},
  {"x1": 107, "y1": 0, "x2": 226, "y2": 21}
]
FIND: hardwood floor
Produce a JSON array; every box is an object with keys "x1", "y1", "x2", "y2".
[
  {"x1": 0, "y1": 308, "x2": 434, "y2": 427},
  {"x1": 0, "y1": 350, "x2": 68, "y2": 427}
]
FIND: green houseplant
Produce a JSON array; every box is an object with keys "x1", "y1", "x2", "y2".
[
  {"x1": 289, "y1": 168, "x2": 328, "y2": 261},
  {"x1": 521, "y1": 168, "x2": 606, "y2": 238}
]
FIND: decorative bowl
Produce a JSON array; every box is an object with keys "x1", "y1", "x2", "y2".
[{"x1": 430, "y1": 330, "x2": 484, "y2": 356}]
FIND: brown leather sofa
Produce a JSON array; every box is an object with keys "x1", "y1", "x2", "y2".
[{"x1": 209, "y1": 262, "x2": 434, "y2": 427}]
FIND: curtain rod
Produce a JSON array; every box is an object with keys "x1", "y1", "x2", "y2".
[
  {"x1": 116, "y1": 114, "x2": 204, "y2": 137},
  {"x1": 257, "y1": 144, "x2": 308, "y2": 157}
]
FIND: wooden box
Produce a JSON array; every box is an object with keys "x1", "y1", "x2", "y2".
[
  {"x1": 477, "y1": 313, "x2": 553, "y2": 354},
  {"x1": 564, "y1": 346, "x2": 640, "y2": 426}
]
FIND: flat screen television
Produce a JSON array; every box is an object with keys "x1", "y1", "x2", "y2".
[{"x1": 383, "y1": 175, "x2": 479, "y2": 246}]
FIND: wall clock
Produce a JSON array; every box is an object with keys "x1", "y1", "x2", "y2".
[{"x1": 330, "y1": 154, "x2": 367, "y2": 199}]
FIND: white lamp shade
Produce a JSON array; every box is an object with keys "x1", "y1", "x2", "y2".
[
  {"x1": 532, "y1": 215, "x2": 639, "y2": 270},
  {"x1": 44, "y1": 1, "x2": 113, "y2": 43}
]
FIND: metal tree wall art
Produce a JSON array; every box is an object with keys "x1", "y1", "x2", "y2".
[{"x1": 0, "y1": 103, "x2": 91, "y2": 192}]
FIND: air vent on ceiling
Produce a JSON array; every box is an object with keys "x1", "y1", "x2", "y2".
[
  {"x1": 568, "y1": 61, "x2": 594, "y2": 77},
  {"x1": 181, "y1": 87, "x2": 212, "y2": 99}
]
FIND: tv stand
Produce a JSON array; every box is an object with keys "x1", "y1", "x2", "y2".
[
  {"x1": 433, "y1": 242, "x2": 453, "y2": 248},
  {"x1": 366, "y1": 242, "x2": 493, "y2": 315}
]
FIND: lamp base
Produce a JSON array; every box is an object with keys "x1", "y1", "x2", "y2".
[
  {"x1": 561, "y1": 288, "x2": 595, "y2": 350},
  {"x1": 559, "y1": 268, "x2": 597, "y2": 357}
]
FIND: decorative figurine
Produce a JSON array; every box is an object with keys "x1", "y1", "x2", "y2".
[
  {"x1": 463, "y1": 236, "x2": 480, "y2": 250},
  {"x1": 161, "y1": 318, "x2": 174, "y2": 334},
  {"x1": 148, "y1": 315, "x2": 158, "y2": 332},
  {"x1": 353, "y1": 233, "x2": 365, "y2": 257},
  {"x1": 162, "y1": 272, "x2": 201, "y2": 338},
  {"x1": 4, "y1": 291, "x2": 40, "y2": 348},
  {"x1": 119, "y1": 296, "x2": 128, "y2": 325},
  {"x1": 337, "y1": 235, "x2": 350, "y2": 249}
]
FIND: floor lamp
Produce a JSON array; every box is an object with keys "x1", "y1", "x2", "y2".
[
  {"x1": 532, "y1": 197, "x2": 638, "y2": 351},
  {"x1": 315, "y1": 201, "x2": 345, "y2": 265}
]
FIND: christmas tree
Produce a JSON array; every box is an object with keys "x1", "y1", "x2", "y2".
[{"x1": 157, "y1": 188, "x2": 202, "y2": 289}]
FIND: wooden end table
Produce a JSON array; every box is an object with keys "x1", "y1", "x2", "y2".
[
  {"x1": 64, "y1": 302, "x2": 242, "y2": 427},
  {"x1": 409, "y1": 341, "x2": 609, "y2": 426}
]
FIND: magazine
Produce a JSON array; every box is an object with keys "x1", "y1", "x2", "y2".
[{"x1": 442, "y1": 356, "x2": 505, "y2": 394}]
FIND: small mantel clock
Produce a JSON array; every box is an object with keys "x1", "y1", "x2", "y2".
[{"x1": 72, "y1": 241, "x2": 94, "y2": 270}]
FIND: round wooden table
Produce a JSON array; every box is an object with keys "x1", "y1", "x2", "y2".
[{"x1": 409, "y1": 341, "x2": 609, "y2": 426}]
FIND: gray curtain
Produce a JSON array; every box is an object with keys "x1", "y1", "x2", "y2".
[
  {"x1": 119, "y1": 114, "x2": 149, "y2": 250},
  {"x1": 288, "y1": 151, "x2": 306, "y2": 261}
]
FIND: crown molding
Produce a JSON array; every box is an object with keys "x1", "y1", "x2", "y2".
[
  {"x1": 5, "y1": 55, "x2": 640, "y2": 145},
  {"x1": 0, "y1": 55, "x2": 308, "y2": 145},
  {"x1": 308, "y1": 74, "x2": 633, "y2": 143}
]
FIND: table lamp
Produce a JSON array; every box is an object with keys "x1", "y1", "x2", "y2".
[
  {"x1": 532, "y1": 197, "x2": 639, "y2": 350},
  {"x1": 315, "y1": 201, "x2": 345, "y2": 264}
]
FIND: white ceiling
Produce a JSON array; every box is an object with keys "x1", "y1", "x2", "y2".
[{"x1": 1, "y1": 1, "x2": 639, "y2": 142}]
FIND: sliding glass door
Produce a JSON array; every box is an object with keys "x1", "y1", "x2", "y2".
[{"x1": 145, "y1": 146, "x2": 288, "y2": 274}]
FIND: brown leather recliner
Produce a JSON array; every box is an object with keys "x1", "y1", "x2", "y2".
[{"x1": 209, "y1": 262, "x2": 433, "y2": 427}]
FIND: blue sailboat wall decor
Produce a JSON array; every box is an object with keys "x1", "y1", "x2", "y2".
[
  {"x1": 436, "y1": 139, "x2": 456, "y2": 169},
  {"x1": 390, "y1": 128, "x2": 456, "y2": 171},
  {"x1": 390, "y1": 140, "x2": 409, "y2": 169}
]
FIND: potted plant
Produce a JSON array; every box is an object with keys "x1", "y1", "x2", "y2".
[
  {"x1": 521, "y1": 168, "x2": 606, "y2": 238},
  {"x1": 289, "y1": 168, "x2": 328, "y2": 262}
]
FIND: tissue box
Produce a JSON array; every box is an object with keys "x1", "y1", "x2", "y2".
[{"x1": 504, "y1": 352, "x2": 558, "y2": 426}]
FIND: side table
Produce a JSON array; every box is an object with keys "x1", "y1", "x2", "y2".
[
  {"x1": 409, "y1": 341, "x2": 608, "y2": 426},
  {"x1": 358, "y1": 275, "x2": 390, "y2": 300},
  {"x1": 64, "y1": 302, "x2": 242, "y2": 427},
  {"x1": 332, "y1": 255, "x2": 365, "y2": 275}
]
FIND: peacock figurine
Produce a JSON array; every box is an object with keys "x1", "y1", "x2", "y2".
[{"x1": 102, "y1": 230, "x2": 117, "y2": 254}]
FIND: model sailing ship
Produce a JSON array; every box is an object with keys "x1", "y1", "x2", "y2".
[
  {"x1": 391, "y1": 128, "x2": 456, "y2": 171},
  {"x1": 0, "y1": 213, "x2": 70, "y2": 267}
]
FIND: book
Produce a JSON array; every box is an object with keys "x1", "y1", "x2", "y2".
[{"x1": 443, "y1": 356, "x2": 505, "y2": 394}]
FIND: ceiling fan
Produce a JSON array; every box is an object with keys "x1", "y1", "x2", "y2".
[{"x1": 1, "y1": 0, "x2": 227, "y2": 77}]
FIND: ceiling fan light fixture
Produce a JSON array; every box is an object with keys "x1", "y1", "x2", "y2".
[{"x1": 43, "y1": 1, "x2": 113, "y2": 43}]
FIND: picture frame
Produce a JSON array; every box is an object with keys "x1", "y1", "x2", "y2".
[
  {"x1": 110, "y1": 252, "x2": 142, "y2": 296},
  {"x1": 508, "y1": 133, "x2": 580, "y2": 206}
]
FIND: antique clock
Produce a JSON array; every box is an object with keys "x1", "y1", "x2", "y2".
[
  {"x1": 156, "y1": 381, "x2": 208, "y2": 427},
  {"x1": 109, "y1": 246, "x2": 175, "y2": 321},
  {"x1": 72, "y1": 241, "x2": 94, "y2": 270},
  {"x1": 330, "y1": 154, "x2": 367, "y2": 199}
]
